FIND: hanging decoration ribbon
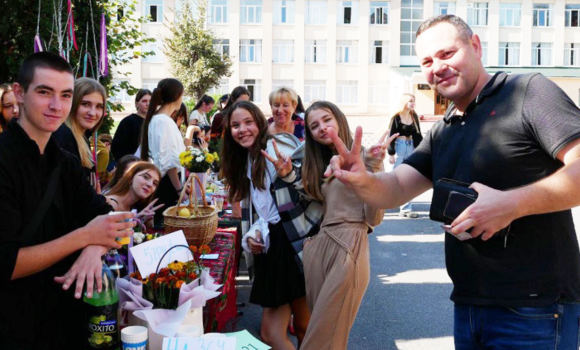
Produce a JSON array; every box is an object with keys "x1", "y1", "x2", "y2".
[
  {"x1": 34, "y1": 34, "x2": 44, "y2": 53},
  {"x1": 66, "y1": 0, "x2": 79, "y2": 50},
  {"x1": 82, "y1": 52, "x2": 94, "y2": 78},
  {"x1": 99, "y1": 13, "x2": 109, "y2": 77}
]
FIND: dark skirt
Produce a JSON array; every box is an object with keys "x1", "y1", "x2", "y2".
[
  {"x1": 153, "y1": 173, "x2": 180, "y2": 228},
  {"x1": 250, "y1": 221, "x2": 306, "y2": 308}
]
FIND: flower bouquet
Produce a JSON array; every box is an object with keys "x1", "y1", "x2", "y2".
[{"x1": 179, "y1": 147, "x2": 219, "y2": 173}]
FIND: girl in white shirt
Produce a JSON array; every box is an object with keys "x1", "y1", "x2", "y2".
[
  {"x1": 139, "y1": 78, "x2": 185, "y2": 227},
  {"x1": 188, "y1": 95, "x2": 215, "y2": 127},
  {"x1": 220, "y1": 101, "x2": 310, "y2": 350}
]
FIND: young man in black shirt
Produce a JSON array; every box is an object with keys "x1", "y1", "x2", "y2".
[
  {"x1": 0, "y1": 52, "x2": 135, "y2": 349},
  {"x1": 325, "y1": 15, "x2": 580, "y2": 348}
]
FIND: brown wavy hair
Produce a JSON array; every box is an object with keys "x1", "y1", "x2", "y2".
[
  {"x1": 220, "y1": 101, "x2": 269, "y2": 202},
  {"x1": 108, "y1": 161, "x2": 161, "y2": 208},
  {"x1": 303, "y1": 101, "x2": 353, "y2": 201}
]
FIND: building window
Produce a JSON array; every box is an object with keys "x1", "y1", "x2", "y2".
[
  {"x1": 209, "y1": 0, "x2": 228, "y2": 24},
  {"x1": 143, "y1": 41, "x2": 164, "y2": 63},
  {"x1": 306, "y1": 1, "x2": 327, "y2": 25},
  {"x1": 273, "y1": 40, "x2": 294, "y2": 63},
  {"x1": 532, "y1": 43, "x2": 552, "y2": 66},
  {"x1": 481, "y1": 41, "x2": 487, "y2": 66},
  {"x1": 241, "y1": 0, "x2": 262, "y2": 24},
  {"x1": 336, "y1": 81, "x2": 358, "y2": 104},
  {"x1": 145, "y1": 0, "x2": 163, "y2": 22},
  {"x1": 498, "y1": 42, "x2": 520, "y2": 66},
  {"x1": 240, "y1": 39, "x2": 262, "y2": 63},
  {"x1": 533, "y1": 4, "x2": 552, "y2": 27},
  {"x1": 400, "y1": 0, "x2": 423, "y2": 59},
  {"x1": 499, "y1": 3, "x2": 521, "y2": 27},
  {"x1": 370, "y1": 41, "x2": 389, "y2": 64},
  {"x1": 208, "y1": 80, "x2": 230, "y2": 96},
  {"x1": 305, "y1": 40, "x2": 327, "y2": 63},
  {"x1": 241, "y1": 79, "x2": 261, "y2": 102},
  {"x1": 272, "y1": 80, "x2": 294, "y2": 91},
  {"x1": 274, "y1": 0, "x2": 295, "y2": 24},
  {"x1": 213, "y1": 39, "x2": 230, "y2": 57},
  {"x1": 467, "y1": 2, "x2": 488, "y2": 26},
  {"x1": 142, "y1": 80, "x2": 160, "y2": 92},
  {"x1": 565, "y1": 4, "x2": 580, "y2": 27},
  {"x1": 336, "y1": 40, "x2": 358, "y2": 63},
  {"x1": 434, "y1": 2, "x2": 456, "y2": 15},
  {"x1": 369, "y1": 81, "x2": 389, "y2": 105},
  {"x1": 338, "y1": 1, "x2": 359, "y2": 25},
  {"x1": 565, "y1": 43, "x2": 580, "y2": 66},
  {"x1": 304, "y1": 81, "x2": 326, "y2": 103},
  {"x1": 370, "y1": 2, "x2": 389, "y2": 25},
  {"x1": 110, "y1": 80, "x2": 135, "y2": 104}
]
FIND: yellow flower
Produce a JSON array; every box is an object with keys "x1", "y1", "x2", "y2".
[
  {"x1": 205, "y1": 154, "x2": 214, "y2": 163},
  {"x1": 168, "y1": 260, "x2": 185, "y2": 271}
]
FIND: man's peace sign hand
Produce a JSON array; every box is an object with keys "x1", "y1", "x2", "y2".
[{"x1": 261, "y1": 139, "x2": 293, "y2": 178}]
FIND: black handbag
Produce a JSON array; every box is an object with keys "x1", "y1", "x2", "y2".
[{"x1": 430, "y1": 178, "x2": 477, "y2": 223}]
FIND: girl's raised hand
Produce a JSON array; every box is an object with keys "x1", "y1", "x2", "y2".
[
  {"x1": 261, "y1": 139, "x2": 293, "y2": 177},
  {"x1": 368, "y1": 131, "x2": 399, "y2": 160},
  {"x1": 136, "y1": 198, "x2": 164, "y2": 219}
]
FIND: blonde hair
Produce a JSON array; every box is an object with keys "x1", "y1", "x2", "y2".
[
  {"x1": 67, "y1": 78, "x2": 107, "y2": 169},
  {"x1": 390, "y1": 93, "x2": 420, "y2": 131},
  {"x1": 268, "y1": 87, "x2": 298, "y2": 107}
]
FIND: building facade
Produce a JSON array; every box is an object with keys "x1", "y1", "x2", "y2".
[{"x1": 114, "y1": 0, "x2": 580, "y2": 118}]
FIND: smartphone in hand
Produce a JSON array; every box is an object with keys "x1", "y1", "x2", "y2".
[{"x1": 441, "y1": 224, "x2": 473, "y2": 241}]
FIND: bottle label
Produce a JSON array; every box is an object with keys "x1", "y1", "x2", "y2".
[{"x1": 86, "y1": 302, "x2": 119, "y2": 349}]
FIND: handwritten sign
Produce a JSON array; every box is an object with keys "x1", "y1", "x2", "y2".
[
  {"x1": 225, "y1": 330, "x2": 271, "y2": 350},
  {"x1": 129, "y1": 230, "x2": 191, "y2": 277},
  {"x1": 162, "y1": 337, "x2": 236, "y2": 350}
]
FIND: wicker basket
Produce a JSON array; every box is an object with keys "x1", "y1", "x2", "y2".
[{"x1": 163, "y1": 173, "x2": 218, "y2": 246}]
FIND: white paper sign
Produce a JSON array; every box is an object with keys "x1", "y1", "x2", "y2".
[
  {"x1": 130, "y1": 230, "x2": 192, "y2": 277},
  {"x1": 163, "y1": 337, "x2": 236, "y2": 350},
  {"x1": 200, "y1": 254, "x2": 219, "y2": 260}
]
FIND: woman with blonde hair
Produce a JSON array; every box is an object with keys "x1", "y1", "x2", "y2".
[
  {"x1": 387, "y1": 93, "x2": 423, "y2": 217},
  {"x1": 54, "y1": 78, "x2": 107, "y2": 189},
  {"x1": 268, "y1": 87, "x2": 305, "y2": 141},
  {"x1": 0, "y1": 83, "x2": 19, "y2": 133}
]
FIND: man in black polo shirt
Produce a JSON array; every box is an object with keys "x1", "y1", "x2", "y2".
[
  {"x1": 325, "y1": 15, "x2": 580, "y2": 348},
  {"x1": 0, "y1": 52, "x2": 135, "y2": 349}
]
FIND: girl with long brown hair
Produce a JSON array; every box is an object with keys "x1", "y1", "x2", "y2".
[
  {"x1": 139, "y1": 78, "x2": 185, "y2": 226},
  {"x1": 221, "y1": 100, "x2": 311, "y2": 350},
  {"x1": 106, "y1": 161, "x2": 161, "y2": 212},
  {"x1": 267, "y1": 101, "x2": 395, "y2": 350},
  {"x1": 0, "y1": 83, "x2": 19, "y2": 133}
]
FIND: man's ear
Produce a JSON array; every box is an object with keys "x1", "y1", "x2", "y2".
[
  {"x1": 13, "y1": 83, "x2": 25, "y2": 104},
  {"x1": 470, "y1": 34, "x2": 483, "y2": 59}
]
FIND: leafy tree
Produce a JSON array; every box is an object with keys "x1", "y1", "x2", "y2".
[
  {"x1": 0, "y1": 0, "x2": 154, "y2": 134},
  {"x1": 164, "y1": 0, "x2": 232, "y2": 100}
]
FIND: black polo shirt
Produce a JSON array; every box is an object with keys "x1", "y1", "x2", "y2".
[{"x1": 405, "y1": 72, "x2": 580, "y2": 307}]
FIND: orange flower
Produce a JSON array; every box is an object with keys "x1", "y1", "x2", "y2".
[
  {"x1": 188, "y1": 272, "x2": 197, "y2": 280},
  {"x1": 175, "y1": 280, "x2": 185, "y2": 289},
  {"x1": 175, "y1": 271, "x2": 186, "y2": 278},
  {"x1": 155, "y1": 277, "x2": 164, "y2": 284},
  {"x1": 200, "y1": 245, "x2": 211, "y2": 254},
  {"x1": 189, "y1": 246, "x2": 198, "y2": 253}
]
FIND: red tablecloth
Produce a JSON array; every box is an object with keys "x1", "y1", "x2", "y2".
[{"x1": 202, "y1": 230, "x2": 239, "y2": 332}]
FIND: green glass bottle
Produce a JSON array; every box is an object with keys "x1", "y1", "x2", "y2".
[{"x1": 84, "y1": 261, "x2": 120, "y2": 350}]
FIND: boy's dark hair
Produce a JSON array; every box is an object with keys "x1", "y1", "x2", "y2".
[{"x1": 17, "y1": 52, "x2": 73, "y2": 92}]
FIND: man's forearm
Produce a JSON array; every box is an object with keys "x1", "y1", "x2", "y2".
[{"x1": 11, "y1": 227, "x2": 88, "y2": 280}]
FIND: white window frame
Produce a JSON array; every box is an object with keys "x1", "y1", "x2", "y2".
[
  {"x1": 240, "y1": 39, "x2": 262, "y2": 63},
  {"x1": 209, "y1": 0, "x2": 228, "y2": 24},
  {"x1": 369, "y1": 81, "x2": 389, "y2": 105},
  {"x1": 532, "y1": 42, "x2": 552, "y2": 66},
  {"x1": 273, "y1": 40, "x2": 294, "y2": 63},
  {"x1": 400, "y1": 0, "x2": 423, "y2": 59},
  {"x1": 305, "y1": 40, "x2": 327, "y2": 63},
  {"x1": 499, "y1": 3, "x2": 521, "y2": 27},
  {"x1": 110, "y1": 80, "x2": 135, "y2": 104},
  {"x1": 337, "y1": 1, "x2": 359, "y2": 25},
  {"x1": 565, "y1": 43, "x2": 580, "y2": 66},
  {"x1": 241, "y1": 79, "x2": 262, "y2": 102},
  {"x1": 273, "y1": 0, "x2": 296, "y2": 24},
  {"x1": 481, "y1": 41, "x2": 488, "y2": 66},
  {"x1": 498, "y1": 42, "x2": 520, "y2": 66},
  {"x1": 272, "y1": 80, "x2": 294, "y2": 91},
  {"x1": 336, "y1": 40, "x2": 358, "y2": 63},
  {"x1": 143, "y1": 41, "x2": 164, "y2": 63},
  {"x1": 304, "y1": 81, "x2": 326, "y2": 103},
  {"x1": 434, "y1": 2, "x2": 456, "y2": 16},
  {"x1": 565, "y1": 4, "x2": 580, "y2": 27},
  {"x1": 370, "y1": 41, "x2": 389, "y2": 64},
  {"x1": 241, "y1": 0, "x2": 263, "y2": 24},
  {"x1": 306, "y1": 1, "x2": 327, "y2": 25},
  {"x1": 467, "y1": 2, "x2": 488, "y2": 26},
  {"x1": 145, "y1": 0, "x2": 163, "y2": 23},
  {"x1": 533, "y1": 4, "x2": 552, "y2": 27},
  {"x1": 213, "y1": 39, "x2": 230, "y2": 57},
  {"x1": 336, "y1": 81, "x2": 358, "y2": 104},
  {"x1": 208, "y1": 80, "x2": 230, "y2": 96},
  {"x1": 370, "y1": 2, "x2": 389, "y2": 25}
]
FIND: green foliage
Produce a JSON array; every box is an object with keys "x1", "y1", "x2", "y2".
[
  {"x1": 0, "y1": 0, "x2": 153, "y2": 134},
  {"x1": 164, "y1": 0, "x2": 232, "y2": 100}
]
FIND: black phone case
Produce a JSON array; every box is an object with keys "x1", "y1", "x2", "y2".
[
  {"x1": 444, "y1": 191, "x2": 476, "y2": 219},
  {"x1": 430, "y1": 178, "x2": 478, "y2": 223}
]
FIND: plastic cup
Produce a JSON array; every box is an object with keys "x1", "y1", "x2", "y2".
[
  {"x1": 121, "y1": 326, "x2": 148, "y2": 350},
  {"x1": 175, "y1": 325, "x2": 201, "y2": 338},
  {"x1": 109, "y1": 211, "x2": 132, "y2": 245}
]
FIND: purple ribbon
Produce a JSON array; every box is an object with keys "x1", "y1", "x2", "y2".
[
  {"x1": 34, "y1": 34, "x2": 44, "y2": 53},
  {"x1": 99, "y1": 13, "x2": 109, "y2": 77}
]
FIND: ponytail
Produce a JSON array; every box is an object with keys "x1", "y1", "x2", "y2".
[{"x1": 140, "y1": 88, "x2": 163, "y2": 161}]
